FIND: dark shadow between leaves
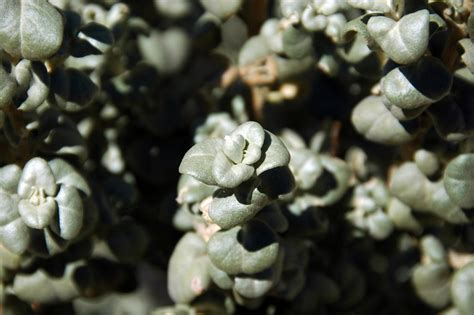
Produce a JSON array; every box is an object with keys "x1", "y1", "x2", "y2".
[{"x1": 237, "y1": 220, "x2": 277, "y2": 252}]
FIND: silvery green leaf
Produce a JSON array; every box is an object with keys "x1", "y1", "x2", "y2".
[
  {"x1": 452, "y1": 262, "x2": 474, "y2": 315},
  {"x1": 176, "y1": 174, "x2": 216, "y2": 206},
  {"x1": 0, "y1": 62, "x2": 17, "y2": 108},
  {"x1": 51, "y1": 185, "x2": 83, "y2": 240},
  {"x1": 179, "y1": 138, "x2": 224, "y2": 186},
  {"x1": 48, "y1": 158, "x2": 91, "y2": 196},
  {"x1": 154, "y1": 0, "x2": 195, "y2": 18},
  {"x1": 289, "y1": 149, "x2": 323, "y2": 190},
  {"x1": 18, "y1": 196, "x2": 56, "y2": 229},
  {"x1": 261, "y1": 19, "x2": 284, "y2": 54},
  {"x1": 223, "y1": 134, "x2": 245, "y2": 163},
  {"x1": 282, "y1": 25, "x2": 313, "y2": 59},
  {"x1": 390, "y1": 162, "x2": 468, "y2": 224},
  {"x1": 387, "y1": 198, "x2": 422, "y2": 233},
  {"x1": 0, "y1": 164, "x2": 22, "y2": 194},
  {"x1": 232, "y1": 121, "x2": 265, "y2": 149},
  {"x1": 234, "y1": 267, "x2": 278, "y2": 299},
  {"x1": 207, "y1": 220, "x2": 279, "y2": 275},
  {"x1": 302, "y1": 7, "x2": 327, "y2": 32},
  {"x1": 414, "y1": 149, "x2": 439, "y2": 177},
  {"x1": 256, "y1": 132, "x2": 291, "y2": 175},
  {"x1": 212, "y1": 151, "x2": 255, "y2": 188},
  {"x1": 390, "y1": 162, "x2": 434, "y2": 212},
  {"x1": 50, "y1": 68, "x2": 98, "y2": 112},
  {"x1": 0, "y1": 242, "x2": 22, "y2": 269},
  {"x1": 458, "y1": 38, "x2": 474, "y2": 74},
  {"x1": 342, "y1": 13, "x2": 381, "y2": 48},
  {"x1": 367, "y1": 209, "x2": 393, "y2": 240},
  {"x1": 275, "y1": 54, "x2": 315, "y2": 80},
  {"x1": 412, "y1": 263, "x2": 451, "y2": 309},
  {"x1": 200, "y1": 0, "x2": 243, "y2": 19},
  {"x1": 382, "y1": 57, "x2": 452, "y2": 110},
  {"x1": 14, "y1": 60, "x2": 49, "y2": 111},
  {"x1": 420, "y1": 235, "x2": 446, "y2": 263},
  {"x1": 0, "y1": 0, "x2": 64, "y2": 60},
  {"x1": 168, "y1": 233, "x2": 211, "y2": 303},
  {"x1": 138, "y1": 28, "x2": 191, "y2": 75},
  {"x1": 430, "y1": 181, "x2": 468, "y2": 224},
  {"x1": 12, "y1": 263, "x2": 80, "y2": 303},
  {"x1": 209, "y1": 185, "x2": 269, "y2": 229},
  {"x1": 239, "y1": 35, "x2": 271, "y2": 66},
  {"x1": 18, "y1": 157, "x2": 57, "y2": 198},
  {"x1": 0, "y1": 192, "x2": 29, "y2": 254},
  {"x1": 351, "y1": 95, "x2": 416, "y2": 145},
  {"x1": 368, "y1": 10, "x2": 429, "y2": 64},
  {"x1": 208, "y1": 259, "x2": 234, "y2": 290},
  {"x1": 347, "y1": 0, "x2": 398, "y2": 13},
  {"x1": 280, "y1": 0, "x2": 308, "y2": 19},
  {"x1": 444, "y1": 153, "x2": 474, "y2": 209}
]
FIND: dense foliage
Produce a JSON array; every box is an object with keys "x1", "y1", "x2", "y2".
[{"x1": 1, "y1": 0, "x2": 474, "y2": 314}]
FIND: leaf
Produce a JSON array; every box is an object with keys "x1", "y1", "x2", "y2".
[
  {"x1": 351, "y1": 95, "x2": 416, "y2": 145},
  {"x1": 51, "y1": 185, "x2": 83, "y2": 240},
  {"x1": 212, "y1": 151, "x2": 255, "y2": 189},
  {"x1": 414, "y1": 149, "x2": 439, "y2": 177},
  {"x1": 18, "y1": 157, "x2": 57, "y2": 198},
  {"x1": 452, "y1": 262, "x2": 474, "y2": 315},
  {"x1": 0, "y1": 164, "x2": 22, "y2": 194},
  {"x1": 200, "y1": 0, "x2": 243, "y2": 19},
  {"x1": 48, "y1": 158, "x2": 91, "y2": 196},
  {"x1": 382, "y1": 57, "x2": 452, "y2": 110},
  {"x1": 14, "y1": 60, "x2": 50, "y2": 111},
  {"x1": 18, "y1": 196, "x2": 56, "y2": 229},
  {"x1": 168, "y1": 233, "x2": 211, "y2": 303},
  {"x1": 0, "y1": 191, "x2": 30, "y2": 254},
  {"x1": 387, "y1": 198, "x2": 421, "y2": 233},
  {"x1": 0, "y1": 0, "x2": 64, "y2": 60},
  {"x1": 412, "y1": 263, "x2": 451, "y2": 309},
  {"x1": 282, "y1": 24, "x2": 313, "y2": 59},
  {"x1": 0, "y1": 62, "x2": 17, "y2": 108},
  {"x1": 209, "y1": 186, "x2": 269, "y2": 229},
  {"x1": 444, "y1": 153, "x2": 474, "y2": 209},
  {"x1": 368, "y1": 10, "x2": 429, "y2": 64},
  {"x1": 458, "y1": 38, "x2": 474, "y2": 74},
  {"x1": 12, "y1": 262, "x2": 80, "y2": 303},
  {"x1": 208, "y1": 259, "x2": 234, "y2": 290},
  {"x1": 256, "y1": 131, "x2": 291, "y2": 175},
  {"x1": 207, "y1": 220, "x2": 279, "y2": 275},
  {"x1": 179, "y1": 138, "x2": 223, "y2": 186}
]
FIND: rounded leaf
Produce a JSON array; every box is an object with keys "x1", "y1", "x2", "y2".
[
  {"x1": 48, "y1": 158, "x2": 91, "y2": 196},
  {"x1": 207, "y1": 220, "x2": 279, "y2": 275},
  {"x1": 180, "y1": 138, "x2": 224, "y2": 186},
  {"x1": 18, "y1": 197, "x2": 56, "y2": 229},
  {"x1": 51, "y1": 185, "x2": 83, "y2": 240},
  {"x1": 168, "y1": 233, "x2": 211, "y2": 303},
  {"x1": 452, "y1": 262, "x2": 474, "y2": 315},
  {"x1": 444, "y1": 154, "x2": 474, "y2": 209},
  {"x1": 351, "y1": 95, "x2": 416, "y2": 145},
  {"x1": 368, "y1": 10, "x2": 429, "y2": 64},
  {"x1": 209, "y1": 186, "x2": 269, "y2": 229},
  {"x1": 18, "y1": 157, "x2": 57, "y2": 198},
  {"x1": 200, "y1": 0, "x2": 243, "y2": 19},
  {"x1": 0, "y1": 0, "x2": 64, "y2": 60},
  {"x1": 382, "y1": 57, "x2": 452, "y2": 110},
  {"x1": 412, "y1": 263, "x2": 451, "y2": 309}
]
